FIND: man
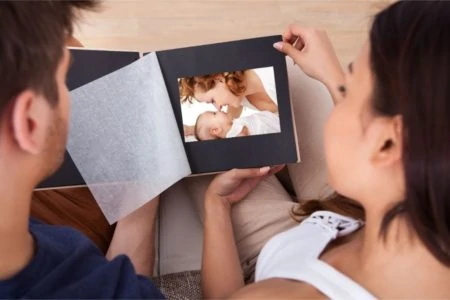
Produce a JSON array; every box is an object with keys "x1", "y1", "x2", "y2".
[{"x1": 0, "y1": 1, "x2": 164, "y2": 298}]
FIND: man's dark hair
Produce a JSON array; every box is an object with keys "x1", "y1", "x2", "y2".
[{"x1": 0, "y1": 1, "x2": 99, "y2": 116}]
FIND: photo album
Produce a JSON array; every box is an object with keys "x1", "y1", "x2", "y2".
[{"x1": 36, "y1": 35, "x2": 300, "y2": 223}]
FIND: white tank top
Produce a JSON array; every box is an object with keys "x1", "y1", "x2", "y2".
[{"x1": 255, "y1": 211, "x2": 377, "y2": 300}]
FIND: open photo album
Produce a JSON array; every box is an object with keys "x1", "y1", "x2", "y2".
[{"x1": 36, "y1": 35, "x2": 300, "y2": 223}]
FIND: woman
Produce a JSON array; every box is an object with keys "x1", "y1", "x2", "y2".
[
  {"x1": 180, "y1": 69, "x2": 278, "y2": 136},
  {"x1": 201, "y1": 1, "x2": 450, "y2": 298}
]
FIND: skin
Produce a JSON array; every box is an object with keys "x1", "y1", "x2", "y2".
[
  {"x1": 0, "y1": 47, "x2": 72, "y2": 280},
  {"x1": 0, "y1": 45, "x2": 158, "y2": 280},
  {"x1": 193, "y1": 71, "x2": 278, "y2": 115},
  {"x1": 183, "y1": 70, "x2": 279, "y2": 137},
  {"x1": 201, "y1": 25, "x2": 450, "y2": 299},
  {"x1": 196, "y1": 111, "x2": 233, "y2": 140},
  {"x1": 194, "y1": 77, "x2": 242, "y2": 110}
]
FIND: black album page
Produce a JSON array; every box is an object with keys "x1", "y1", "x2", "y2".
[{"x1": 156, "y1": 35, "x2": 299, "y2": 175}]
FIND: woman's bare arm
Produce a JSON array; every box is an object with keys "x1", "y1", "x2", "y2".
[
  {"x1": 246, "y1": 92, "x2": 278, "y2": 113},
  {"x1": 244, "y1": 70, "x2": 278, "y2": 113},
  {"x1": 202, "y1": 196, "x2": 244, "y2": 298},
  {"x1": 201, "y1": 167, "x2": 283, "y2": 298}
]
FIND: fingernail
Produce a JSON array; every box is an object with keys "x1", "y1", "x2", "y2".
[
  {"x1": 260, "y1": 166, "x2": 270, "y2": 173},
  {"x1": 273, "y1": 42, "x2": 283, "y2": 50}
]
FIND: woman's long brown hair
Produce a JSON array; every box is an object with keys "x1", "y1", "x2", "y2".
[
  {"x1": 368, "y1": 0, "x2": 450, "y2": 265},
  {"x1": 291, "y1": 193, "x2": 365, "y2": 223},
  {"x1": 179, "y1": 71, "x2": 247, "y2": 103}
]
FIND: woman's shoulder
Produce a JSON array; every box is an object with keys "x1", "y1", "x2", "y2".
[
  {"x1": 255, "y1": 210, "x2": 363, "y2": 278},
  {"x1": 230, "y1": 278, "x2": 325, "y2": 299}
]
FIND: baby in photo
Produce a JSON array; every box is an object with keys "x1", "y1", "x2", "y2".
[{"x1": 195, "y1": 110, "x2": 280, "y2": 141}]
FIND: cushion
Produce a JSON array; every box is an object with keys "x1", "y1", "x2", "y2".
[{"x1": 285, "y1": 58, "x2": 335, "y2": 201}]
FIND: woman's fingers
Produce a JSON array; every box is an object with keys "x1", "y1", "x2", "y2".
[
  {"x1": 292, "y1": 36, "x2": 305, "y2": 51},
  {"x1": 228, "y1": 165, "x2": 283, "y2": 181},
  {"x1": 230, "y1": 167, "x2": 271, "y2": 180},
  {"x1": 282, "y1": 24, "x2": 310, "y2": 48},
  {"x1": 282, "y1": 24, "x2": 306, "y2": 42},
  {"x1": 273, "y1": 41, "x2": 304, "y2": 64},
  {"x1": 277, "y1": 24, "x2": 343, "y2": 86},
  {"x1": 268, "y1": 164, "x2": 285, "y2": 175},
  {"x1": 276, "y1": 24, "x2": 311, "y2": 63},
  {"x1": 207, "y1": 166, "x2": 283, "y2": 205}
]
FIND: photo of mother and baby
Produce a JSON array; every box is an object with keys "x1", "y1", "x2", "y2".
[{"x1": 179, "y1": 67, "x2": 282, "y2": 142}]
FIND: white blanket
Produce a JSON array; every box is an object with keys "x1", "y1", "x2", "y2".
[{"x1": 226, "y1": 111, "x2": 281, "y2": 138}]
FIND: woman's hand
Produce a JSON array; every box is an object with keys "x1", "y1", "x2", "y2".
[
  {"x1": 273, "y1": 24, "x2": 344, "y2": 89},
  {"x1": 205, "y1": 165, "x2": 285, "y2": 209},
  {"x1": 202, "y1": 166, "x2": 282, "y2": 298}
]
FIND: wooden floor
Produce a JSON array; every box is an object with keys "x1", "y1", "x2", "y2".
[{"x1": 75, "y1": 0, "x2": 395, "y2": 67}]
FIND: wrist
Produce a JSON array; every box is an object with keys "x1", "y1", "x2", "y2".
[
  {"x1": 205, "y1": 190, "x2": 231, "y2": 216},
  {"x1": 322, "y1": 60, "x2": 345, "y2": 90}
]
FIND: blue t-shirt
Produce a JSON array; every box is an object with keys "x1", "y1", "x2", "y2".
[{"x1": 0, "y1": 220, "x2": 165, "y2": 299}]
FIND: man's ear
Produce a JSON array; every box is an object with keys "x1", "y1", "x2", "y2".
[
  {"x1": 210, "y1": 127, "x2": 223, "y2": 137},
  {"x1": 370, "y1": 116, "x2": 403, "y2": 168},
  {"x1": 11, "y1": 90, "x2": 51, "y2": 155}
]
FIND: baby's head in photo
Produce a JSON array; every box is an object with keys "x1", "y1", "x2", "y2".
[{"x1": 195, "y1": 111, "x2": 233, "y2": 141}]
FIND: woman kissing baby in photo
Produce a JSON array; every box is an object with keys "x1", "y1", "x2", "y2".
[{"x1": 194, "y1": 109, "x2": 280, "y2": 141}]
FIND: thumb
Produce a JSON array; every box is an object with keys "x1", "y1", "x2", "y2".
[
  {"x1": 273, "y1": 41, "x2": 304, "y2": 64},
  {"x1": 230, "y1": 167, "x2": 271, "y2": 180}
]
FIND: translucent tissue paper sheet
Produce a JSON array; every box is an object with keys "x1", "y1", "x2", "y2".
[{"x1": 67, "y1": 53, "x2": 191, "y2": 224}]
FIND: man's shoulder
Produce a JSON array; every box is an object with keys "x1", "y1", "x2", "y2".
[
  {"x1": 0, "y1": 220, "x2": 164, "y2": 299},
  {"x1": 29, "y1": 219, "x2": 98, "y2": 262},
  {"x1": 31, "y1": 218, "x2": 96, "y2": 242},
  {"x1": 30, "y1": 218, "x2": 92, "y2": 246}
]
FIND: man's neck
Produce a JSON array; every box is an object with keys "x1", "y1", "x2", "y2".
[{"x1": 0, "y1": 169, "x2": 35, "y2": 280}]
